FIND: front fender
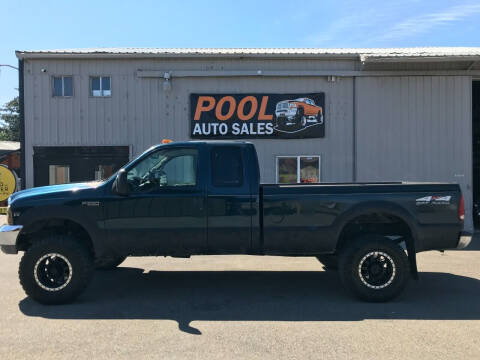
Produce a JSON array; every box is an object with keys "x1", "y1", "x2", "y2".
[{"x1": 17, "y1": 204, "x2": 106, "y2": 256}]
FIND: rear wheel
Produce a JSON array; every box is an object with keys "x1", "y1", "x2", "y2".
[
  {"x1": 338, "y1": 235, "x2": 409, "y2": 302},
  {"x1": 95, "y1": 256, "x2": 127, "y2": 270},
  {"x1": 19, "y1": 235, "x2": 94, "y2": 305}
]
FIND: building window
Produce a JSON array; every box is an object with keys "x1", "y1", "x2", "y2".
[
  {"x1": 90, "y1": 76, "x2": 111, "y2": 97},
  {"x1": 95, "y1": 165, "x2": 115, "y2": 180},
  {"x1": 52, "y1": 76, "x2": 73, "y2": 97},
  {"x1": 276, "y1": 156, "x2": 320, "y2": 184},
  {"x1": 49, "y1": 165, "x2": 70, "y2": 185}
]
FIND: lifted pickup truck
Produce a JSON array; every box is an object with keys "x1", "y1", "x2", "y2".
[{"x1": 0, "y1": 141, "x2": 472, "y2": 304}]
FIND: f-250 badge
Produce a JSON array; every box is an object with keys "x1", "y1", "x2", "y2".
[{"x1": 416, "y1": 195, "x2": 451, "y2": 205}]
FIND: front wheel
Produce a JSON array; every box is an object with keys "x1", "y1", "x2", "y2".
[
  {"x1": 338, "y1": 235, "x2": 409, "y2": 302},
  {"x1": 19, "y1": 235, "x2": 94, "y2": 305},
  {"x1": 295, "y1": 108, "x2": 305, "y2": 129}
]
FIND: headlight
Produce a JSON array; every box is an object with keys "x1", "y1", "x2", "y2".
[{"x1": 7, "y1": 206, "x2": 13, "y2": 225}]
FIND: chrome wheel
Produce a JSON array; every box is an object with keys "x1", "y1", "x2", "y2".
[
  {"x1": 34, "y1": 253, "x2": 73, "y2": 291},
  {"x1": 358, "y1": 251, "x2": 396, "y2": 289}
]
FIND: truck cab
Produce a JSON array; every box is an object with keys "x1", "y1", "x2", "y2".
[{"x1": 106, "y1": 141, "x2": 260, "y2": 256}]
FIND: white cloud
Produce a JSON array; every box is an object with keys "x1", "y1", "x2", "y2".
[
  {"x1": 381, "y1": 3, "x2": 480, "y2": 40},
  {"x1": 304, "y1": 1, "x2": 407, "y2": 46},
  {"x1": 303, "y1": 1, "x2": 480, "y2": 46}
]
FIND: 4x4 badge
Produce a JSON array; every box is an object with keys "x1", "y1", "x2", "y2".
[{"x1": 416, "y1": 196, "x2": 451, "y2": 205}]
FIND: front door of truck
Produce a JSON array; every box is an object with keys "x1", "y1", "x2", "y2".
[
  {"x1": 206, "y1": 145, "x2": 252, "y2": 252},
  {"x1": 104, "y1": 146, "x2": 207, "y2": 255}
]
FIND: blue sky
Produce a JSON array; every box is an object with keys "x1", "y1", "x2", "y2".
[{"x1": 1, "y1": 0, "x2": 480, "y2": 106}]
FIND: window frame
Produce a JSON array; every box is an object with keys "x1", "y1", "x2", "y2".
[
  {"x1": 275, "y1": 155, "x2": 321, "y2": 184},
  {"x1": 52, "y1": 75, "x2": 74, "y2": 98},
  {"x1": 89, "y1": 76, "x2": 112, "y2": 98}
]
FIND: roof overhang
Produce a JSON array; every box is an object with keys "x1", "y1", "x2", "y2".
[
  {"x1": 360, "y1": 54, "x2": 480, "y2": 63},
  {"x1": 15, "y1": 50, "x2": 359, "y2": 61},
  {"x1": 16, "y1": 47, "x2": 480, "y2": 62}
]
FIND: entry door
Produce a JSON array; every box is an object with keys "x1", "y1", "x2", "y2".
[
  {"x1": 473, "y1": 81, "x2": 480, "y2": 228},
  {"x1": 104, "y1": 147, "x2": 207, "y2": 255},
  {"x1": 207, "y1": 145, "x2": 252, "y2": 252}
]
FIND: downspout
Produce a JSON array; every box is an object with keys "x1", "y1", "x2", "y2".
[{"x1": 18, "y1": 59, "x2": 26, "y2": 189}]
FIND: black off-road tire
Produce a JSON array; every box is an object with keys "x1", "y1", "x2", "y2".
[
  {"x1": 19, "y1": 235, "x2": 94, "y2": 305},
  {"x1": 316, "y1": 254, "x2": 338, "y2": 270},
  {"x1": 95, "y1": 256, "x2": 127, "y2": 270},
  {"x1": 295, "y1": 108, "x2": 305, "y2": 129},
  {"x1": 276, "y1": 116, "x2": 287, "y2": 130},
  {"x1": 338, "y1": 235, "x2": 409, "y2": 302}
]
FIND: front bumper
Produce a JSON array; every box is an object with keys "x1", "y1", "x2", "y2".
[
  {"x1": 457, "y1": 231, "x2": 472, "y2": 249},
  {"x1": 0, "y1": 225, "x2": 22, "y2": 254}
]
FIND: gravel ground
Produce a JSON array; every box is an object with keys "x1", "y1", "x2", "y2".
[{"x1": 0, "y1": 229, "x2": 479, "y2": 359}]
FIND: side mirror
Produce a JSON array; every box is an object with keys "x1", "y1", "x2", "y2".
[{"x1": 112, "y1": 169, "x2": 128, "y2": 196}]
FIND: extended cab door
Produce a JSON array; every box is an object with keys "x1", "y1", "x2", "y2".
[
  {"x1": 104, "y1": 146, "x2": 207, "y2": 255},
  {"x1": 206, "y1": 144, "x2": 253, "y2": 252}
]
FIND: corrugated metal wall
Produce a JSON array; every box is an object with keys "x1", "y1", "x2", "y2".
[
  {"x1": 23, "y1": 58, "x2": 356, "y2": 187},
  {"x1": 22, "y1": 58, "x2": 474, "y2": 230},
  {"x1": 356, "y1": 76, "x2": 473, "y2": 230}
]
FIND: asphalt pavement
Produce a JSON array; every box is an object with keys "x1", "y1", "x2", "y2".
[{"x1": 0, "y1": 228, "x2": 479, "y2": 359}]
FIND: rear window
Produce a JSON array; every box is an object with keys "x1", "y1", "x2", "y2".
[{"x1": 211, "y1": 147, "x2": 244, "y2": 187}]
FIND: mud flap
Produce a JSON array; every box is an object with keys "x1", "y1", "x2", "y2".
[{"x1": 406, "y1": 238, "x2": 418, "y2": 280}]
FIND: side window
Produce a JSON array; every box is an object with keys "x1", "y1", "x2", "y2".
[
  {"x1": 162, "y1": 154, "x2": 196, "y2": 186},
  {"x1": 211, "y1": 147, "x2": 244, "y2": 187},
  {"x1": 127, "y1": 148, "x2": 197, "y2": 192},
  {"x1": 53, "y1": 76, "x2": 73, "y2": 97}
]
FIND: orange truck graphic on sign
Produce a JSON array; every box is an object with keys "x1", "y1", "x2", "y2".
[{"x1": 275, "y1": 98, "x2": 324, "y2": 130}]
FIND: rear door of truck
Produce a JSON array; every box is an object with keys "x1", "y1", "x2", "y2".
[{"x1": 206, "y1": 144, "x2": 253, "y2": 252}]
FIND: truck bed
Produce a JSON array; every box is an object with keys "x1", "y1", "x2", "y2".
[{"x1": 260, "y1": 182, "x2": 462, "y2": 254}]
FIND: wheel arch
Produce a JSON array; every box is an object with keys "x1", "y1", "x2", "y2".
[
  {"x1": 333, "y1": 201, "x2": 419, "y2": 279},
  {"x1": 16, "y1": 206, "x2": 104, "y2": 257}
]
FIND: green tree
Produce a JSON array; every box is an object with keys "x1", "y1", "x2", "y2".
[{"x1": 0, "y1": 97, "x2": 20, "y2": 141}]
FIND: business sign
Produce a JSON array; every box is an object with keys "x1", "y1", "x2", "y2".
[
  {"x1": 190, "y1": 93, "x2": 325, "y2": 139},
  {"x1": 0, "y1": 165, "x2": 17, "y2": 202}
]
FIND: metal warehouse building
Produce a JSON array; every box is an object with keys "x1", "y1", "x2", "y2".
[{"x1": 15, "y1": 47, "x2": 480, "y2": 230}]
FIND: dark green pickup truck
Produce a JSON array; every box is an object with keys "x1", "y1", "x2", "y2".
[{"x1": 0, "y1": 141, "x2": 472, "y2": 304}]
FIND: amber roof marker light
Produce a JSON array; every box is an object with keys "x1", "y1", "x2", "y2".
[{"x1": 162, "y1": 139, "x2": 173, "y2": 144}]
